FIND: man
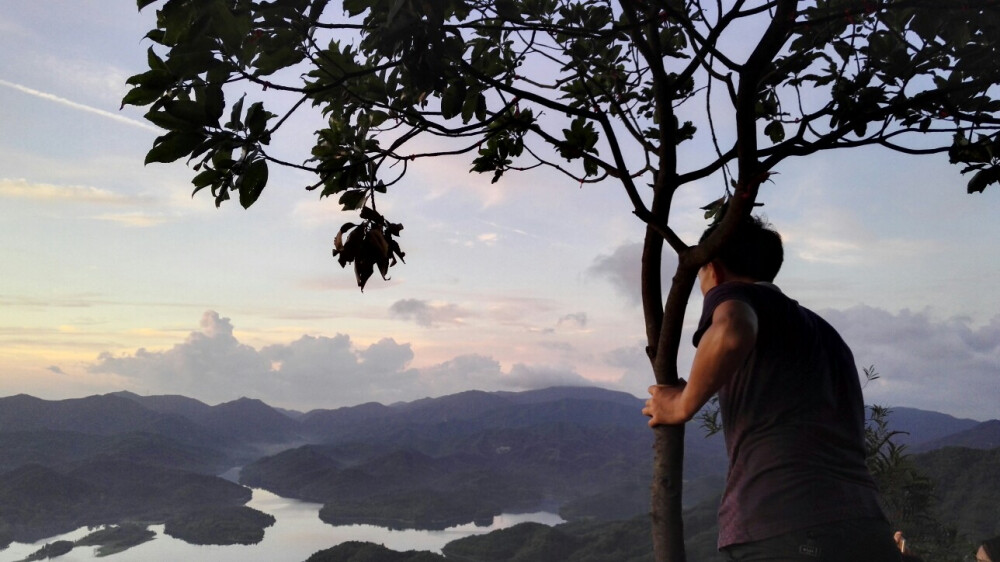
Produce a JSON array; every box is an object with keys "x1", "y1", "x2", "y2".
[{"x1": 642, "y1": 216, "x2": 899, "y2": 561}]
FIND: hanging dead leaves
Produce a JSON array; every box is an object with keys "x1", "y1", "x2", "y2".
[{"x1": 332, "y1": 207, "x2": 405, "y2": 291}]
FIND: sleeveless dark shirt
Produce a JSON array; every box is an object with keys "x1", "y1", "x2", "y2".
[{"x1": 693, "y1": 282, "x2": 885, "y2": 548}]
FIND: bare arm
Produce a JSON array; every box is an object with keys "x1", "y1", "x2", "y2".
[{"x1": 643, "y1": 298, "x2": 758, "y2": 426}]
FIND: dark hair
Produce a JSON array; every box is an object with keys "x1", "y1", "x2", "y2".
[{"x1": 699, "y1": 215, "x2": 783, "y2": 282}]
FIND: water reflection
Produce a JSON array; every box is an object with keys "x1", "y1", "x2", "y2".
[{"x1": 0, "y1": 489, "x2": 564, "y2": 561}]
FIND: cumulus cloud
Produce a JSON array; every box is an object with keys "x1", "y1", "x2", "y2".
[
  {"x1": 89, "y1": 311, "x2": 422, "y2": 408},
  {"x1": 88, "y1": 311, "x2": 594, "y2": 410},
  {"x1": 90, "y1": 312, "x2": 271, "y2": 403},
  {"x1": 389, "y1": 299, "x2": 469, "y2": 327},
  {"x1": 588, "y1": 242, "x2": 678, "y2": 305},
  {"x1": 821, "y1": 306, "x2": 1000, "y2": 421},
  {"x1": 259, "y1": 334, "x2": 420, "y2": 407}
]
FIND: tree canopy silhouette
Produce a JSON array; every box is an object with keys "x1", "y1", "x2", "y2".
[{"x1": 125, "y1": 0, "x2": 1000, "y2": 559}]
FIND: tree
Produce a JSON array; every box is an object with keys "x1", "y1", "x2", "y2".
[
  {"x1": 124, "y1": 0, "x2": 1000, "y2": 559},
  {"x1": 862, "y1": 367, "x2": 964, "y2": 561}
]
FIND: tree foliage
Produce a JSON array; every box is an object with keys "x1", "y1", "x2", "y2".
[
  {"x1": 126, "y1": 0, "x2": 1000, "y2": 559},
  {"x1": 125, "y1": 0, "x2": 1000, "y2": 287}
]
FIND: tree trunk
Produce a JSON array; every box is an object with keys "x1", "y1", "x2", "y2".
[
  {"x1": 648, "y1": 258, "x2": 699, "y2": 562},
  {"x1": 651, "y1": 424, "x2": 686, "y2": 561}
]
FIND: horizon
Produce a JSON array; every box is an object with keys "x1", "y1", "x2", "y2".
[
  {"x1": 2, "y1": 385, "x2": 993, "y2": 424},
  {"x1": 1, "y1": 5, "x2": 999, "y2": 421}
]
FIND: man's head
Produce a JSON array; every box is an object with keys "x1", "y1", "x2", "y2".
[{"x1": 698, "y1": 215, "x2": 783, "y2": 294}]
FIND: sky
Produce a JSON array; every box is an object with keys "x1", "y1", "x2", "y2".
[{"x1": 1, "y1": 4, "x2": 998, "y2": 421}]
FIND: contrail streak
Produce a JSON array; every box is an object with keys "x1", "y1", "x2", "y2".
[{"x1": 0, "y1": 78, "x2": 161, "y2": 133}]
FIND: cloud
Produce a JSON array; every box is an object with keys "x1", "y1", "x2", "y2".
[
  {"x1": 92, "y1": 212, "x2": 171, "y2": 227},
  {"x1": 0, "y1": 178, "x2": 145, "y2": 205},
  {"x1": 0, "y1": 79, "x2": 159, "y2": 132},
  {"x1": 476, "y1": 233, "x2": 498, "y2": 246},
  {"x1": 588, "y1": 241, "x2": 678, "y2": 305},
  {"x1": 417, "y1": 354, "x2": 592, "y2": 394},
  {"x1": 603, "y1": 344, "x2": 649, "y2": 390},
  {"x1": 90, "y1": 311, "x2": 271, "y2": 403},
  {"x1": 781, "y1": 207, "x2": 939, "y2": 267},
  {"x1": 816, "y1": 306, "x2": 1000, "y2": 419},
  {"x1": 87, "y1": 311, "x2": 591, "y2": 409},
  {"x1": 89, "y1": 311, "x2": 423, "y2": 408},
  {"x1": 260, "y1": 334, "x2": 420, "y2": 407},
  {"x1": 599, "y1": 303, "x2": 1000, "y2": 422},
  {"x1": 34, "y1": 55, "x2": 131, "y2": 105},
  {"x1": 588, "y1": 242, "x2": 643, "y2": 305},
  {"x1": 557, "y1": 312, "x2": 587, "y2": 328},
  {"x1": 505, "y1": 363, "x2": 592, "y2": 389},
  {"x1": 389, "y1": 299, "x2": 469, "y2": 327},
  {"x1": 83, "y1": 306, "x2": 999, "y2": 420},
  {"x1": 47, "y1": 365, "x2": 65, "y2": 375},
  {"x1": 0, "y1": 179, "x2": 189, "y2": 227}
]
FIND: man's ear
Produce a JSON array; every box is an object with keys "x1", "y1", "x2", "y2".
[{"x1": 706, "y1": 260, "x2": 725, "y2": 285}]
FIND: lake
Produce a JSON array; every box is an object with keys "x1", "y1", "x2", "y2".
[{"x1": 0, "y1": 489, "x2": 564, "y2": 562}]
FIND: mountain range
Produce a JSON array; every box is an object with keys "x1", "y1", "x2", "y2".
[{"x1": 0, "y1": 387, "x2": 996, "y2": 559}]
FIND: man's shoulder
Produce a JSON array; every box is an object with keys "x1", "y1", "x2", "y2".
[{"x1": 705, "y1": 281, "x2": 786, "y2": 308}]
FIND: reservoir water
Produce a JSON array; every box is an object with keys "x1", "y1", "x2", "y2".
[{"x1": 0, "y1": 489, "x2": 564, "y2": 562}]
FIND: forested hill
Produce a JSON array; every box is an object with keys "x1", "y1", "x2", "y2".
[{"x1": 0, "y1": 387, "x2": 994, "y2": 558}]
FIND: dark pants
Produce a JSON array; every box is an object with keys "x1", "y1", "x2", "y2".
[{"x1": 721, "y1": 518, "x2": 901, "y2": 562}]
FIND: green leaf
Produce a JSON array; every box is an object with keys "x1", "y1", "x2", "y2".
[
  {"x1": 368, "y1": 110, "x2": 388, "y2": 128},
  {"x1": 164, "y1": 99, "x2": 211, "y2": 127},
  {"x1": 339, "y1": 189, "x2": 368, "y2": 210},
  {"x1": 126, "y1": 69, "x2": 174, "y2": 89},
  {"x1": 144, "y1": 108, "x2": 196, "y2": 131},
  {"x1": 137, "y1": 0, "x2": 159, "y2": 9},
  {"x1": 441, "y1": 81, "x2": 466, "y2": 119},
  {"x1": 147, "y1": 47, "x2": 167, "y2": 71},
  {"x1": 239, "y1": 158, "x2": 269, "y2": 208},
  {"x1": 145, "y1": 132, "x2": 205, "y2": 164},
  {"x1": 494, "y1": 0, "x2": 524, "y2": 23},
  {"x1": 253, "y1": 45, "x2": 306, "y2": 76},
  {"x1": 228, "y1": 96, "x2": 246, "y2": 130},
  {"x1": 203, "y1": 84, "x2": 225, "y2": 125},
  {"x1": 192, "y1": 169, "x2": 220, "y2": 189},
  {"x1": 968, "y1": 167, "x2": 1000, "y2": 194},
  {"x1": 343, "y1": 0, "x2": 370, "y2": 16},
  {"x1": 764, "y1": 121, "x2": 785, "y2": 143},
  {"x1": 122, "y1": 86, "x2": 163, "y2": 108},
  {"x1": 245, "y1": 102, "x2": 271, "y2": 135},
  {"x1": 461, "y1": 92, "x2": 486, "y2": 123}
]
